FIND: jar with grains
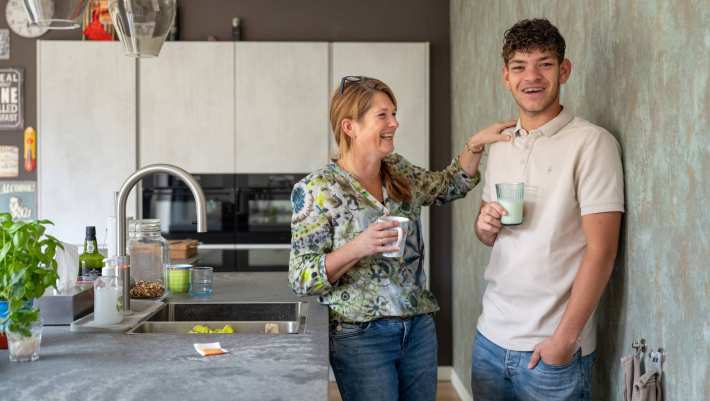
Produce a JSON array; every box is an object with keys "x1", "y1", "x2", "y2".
[{"x1": 127, "y1": 219, "x2": 169, "y2": 293}]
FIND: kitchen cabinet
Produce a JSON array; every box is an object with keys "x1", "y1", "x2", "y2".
[
  {"x1": 234, "y1": 42, "x2": 329, "y2": 173},
  {"x1": 38, "y1": 41, "x2": 137, "y2": 245},
  {"x1": 139, "y1": 42, "x2": 235, "y2": 173},
  {"x1": 331, "y1": 43, "x2": 431, "y2": 285},
  {"x1": 138, "y1": 42, "x2": 328, "y2": 174},
  {"x1": 331, "y1": 43, "x2": 429, "y2": 168}
]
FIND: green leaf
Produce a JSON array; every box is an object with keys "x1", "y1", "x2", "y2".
[
  {"x1": 9, "y1": 267, "x2": 28, "y2": 287},
  {"x1": 0, "y1": 241, "x2": 10, "y2": 262}
]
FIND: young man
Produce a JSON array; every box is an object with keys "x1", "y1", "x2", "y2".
[{"x1": 471, "y1": 19, "x2": 624, "y2": 401}]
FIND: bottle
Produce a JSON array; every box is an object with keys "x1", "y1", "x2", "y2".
[
  {"x1": 93, "y1": 259, "x2": 123, "y2": 325},
  {"x1": 232, "y1": 17, "x2": 241, "y2": 41},
  {"x1": 79, "y1": 226, "x2": 104, "y2": 281}
]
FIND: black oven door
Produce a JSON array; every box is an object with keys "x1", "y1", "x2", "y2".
[
  {"x1": 235, "y1": 174, "x2": 304, "y2": 244},
  {"x1": 142, "y1": 174, "x2": 236, "y2": 243}
]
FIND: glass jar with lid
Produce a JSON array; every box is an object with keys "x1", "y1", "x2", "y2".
[{"x1": 127, "y1": 219, "x2": 169, "y2": 294}]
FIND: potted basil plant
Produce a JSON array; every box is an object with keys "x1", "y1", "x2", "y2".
[{"x1": 0, "y1": 213, "x2": 62, "y2": 362}]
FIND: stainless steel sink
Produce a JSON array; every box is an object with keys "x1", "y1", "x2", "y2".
[{"x1": 127, "y1": 301, "x2": 307, "y2": 335}]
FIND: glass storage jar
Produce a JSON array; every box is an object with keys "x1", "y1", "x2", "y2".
[{"x1": 127, "y1": 219, "x2": 169, "y2": 294}]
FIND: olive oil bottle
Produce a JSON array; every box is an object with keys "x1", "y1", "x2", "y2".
[{"x1": 79, "y1": 226, "x2": 104, "y2": 280}]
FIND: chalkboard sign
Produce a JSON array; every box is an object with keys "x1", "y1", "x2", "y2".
[{"x1": 0, "y1": 68, "x2": 23, "y2": 130}]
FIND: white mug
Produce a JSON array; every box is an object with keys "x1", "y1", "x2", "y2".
[{"x1": 376, "y1": 216, "x2": 410, "y2": 258}]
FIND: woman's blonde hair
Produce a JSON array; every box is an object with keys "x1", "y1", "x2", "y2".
[{"x1": 329, "y1": 77, "x2": 411, "y2": 203}]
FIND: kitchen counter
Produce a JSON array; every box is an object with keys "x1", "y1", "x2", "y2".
[{"x1": 0, "y1": 273, "x2": 329, "y2": 401}]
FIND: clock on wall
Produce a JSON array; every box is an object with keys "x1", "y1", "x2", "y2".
[{"x1": 5, "y1": 0, "x2": 51, "y2": 38}]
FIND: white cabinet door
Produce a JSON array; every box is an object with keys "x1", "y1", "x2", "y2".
[
  {"x1": 139, "y1": 42, "x2": 235, "y2": 173},
  {"x1": 38, "y1": 41, "x2": 136, "y2": 245},
  {"x1": 235, "y1": 42, "x2": 329, "y2": 173},
  {"x1": 331, "y1": 43, "x2": 431, "y2": 286},
  {"x1": 331, "y1": 43, "x2": 429, "y2": 169}
]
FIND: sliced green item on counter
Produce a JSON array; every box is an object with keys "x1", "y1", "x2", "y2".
[
  {"x1": 189, "y1": 324, "x2": 234, "y2": 334},
  {"x1": 189, "y1": 324, "x2": 210, "y2": 334}
]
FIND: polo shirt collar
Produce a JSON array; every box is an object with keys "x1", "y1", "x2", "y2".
[{"x1": 511, "y1": 107, "x2": 574, "y2": 138}]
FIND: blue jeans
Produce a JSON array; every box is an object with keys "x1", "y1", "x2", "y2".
[
  {"x1": 470, "y1": 331, "x2": 596, "y2": 401},
  {"x1": 329, "y1": 314, "x2": 438, "y2": 401}
]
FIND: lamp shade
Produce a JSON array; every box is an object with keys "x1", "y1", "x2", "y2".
[
  {"x1": 108, "y1": 0, "x2": 176, "y2": 58},
  {"x1": 23, "y1": 0, "x2": 90, "y2": 29}
]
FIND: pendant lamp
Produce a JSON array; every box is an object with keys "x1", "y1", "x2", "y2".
[
  {"x1": 23, "y1": 0, "x2": 90, "y2": 29},
  {"x1": 108, "y1": 0, "x2": 176, "y2": 58}
]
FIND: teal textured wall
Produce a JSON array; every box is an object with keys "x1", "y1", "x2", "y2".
[{"x1": 450, "y1": 1, "x2": 709, "y2": 400}]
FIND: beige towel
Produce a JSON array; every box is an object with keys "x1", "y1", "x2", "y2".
[
  {"x1": 621, "y1": 353, "x2": 641, "y2": 401},
  {"x1": 632, "y1": 368, "x2": 663, "y2": 401}
]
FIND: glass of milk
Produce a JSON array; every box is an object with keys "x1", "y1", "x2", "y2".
[{"x1": 495, "y1": 182, "x2": 525, "y2": 226}]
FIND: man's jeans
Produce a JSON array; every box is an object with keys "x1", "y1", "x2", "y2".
[
  {"x1": 329, "y1": 314, "x2": 438, "y2": 401},
  {"x1": 471, "y1": 331, "x2": 596, "y2": 401}
]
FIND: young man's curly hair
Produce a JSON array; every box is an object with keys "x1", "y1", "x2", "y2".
[{"x1": 501, "y1": 18, "x2": 566, "y2": 64}]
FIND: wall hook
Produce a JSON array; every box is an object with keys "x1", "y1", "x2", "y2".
[{"x1": 632, "y1": 338, "x2": 647, "y2": 354}]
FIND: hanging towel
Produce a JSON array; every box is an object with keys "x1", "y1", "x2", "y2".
[
  {"x1": 621, "y1": 353, "x2": 641, "y2": 401},
  {"x1": 632, "y1": 368, "x2": 663, "y2": 401}
]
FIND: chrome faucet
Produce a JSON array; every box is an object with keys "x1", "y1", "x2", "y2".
[{"x1": 116, "y1": 164, "x2": 207, "y2": 312}]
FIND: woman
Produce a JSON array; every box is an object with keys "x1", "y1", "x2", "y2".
[{"x1": 289, "y1": 76, "x2": 513, "y2": 401}]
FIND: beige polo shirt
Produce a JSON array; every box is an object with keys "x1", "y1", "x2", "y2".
[{"x1": 478, "y1": 108, "x2": 624, "y2": 355}]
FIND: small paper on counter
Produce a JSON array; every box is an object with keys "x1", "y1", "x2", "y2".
[
  {"x1": 264, "y1": 323, "x2": 280, "y2": 334},
  {"x1": 194, "y1": 342, "x2": 229, "y2": 357}
]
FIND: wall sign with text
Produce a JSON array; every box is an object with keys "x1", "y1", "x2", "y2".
[
  {"x1": 0, "y1": 68, "x2": 23, "y2": 130},
  {"x1": 0, "y1": 180, "x2": 35, "y2": 220},
  {"x1": 0, "y1": 145, "x2": 19, "y2": 177}
]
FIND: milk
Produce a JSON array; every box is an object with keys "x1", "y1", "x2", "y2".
[{"x1": 499, "y1": 199, "x2": 524, "y2": 225}]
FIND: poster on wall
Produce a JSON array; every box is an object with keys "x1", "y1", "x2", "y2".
[
  {"x1": 0, "y1": 181, "x2": 35, "y2": 220},
  {"x1": 0, "y1": 68, "x2": 23, "y2": 130},
  {"x1": 0, "y1": 145, "x2": 19, "y2": 177},
  {"x1": 0, "y1": 29, "x2": 10, "y2": 60}
]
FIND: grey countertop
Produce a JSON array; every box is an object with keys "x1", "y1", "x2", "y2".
[{"x1": 0, "y1": 272, "x2": 329, "y2": 401}]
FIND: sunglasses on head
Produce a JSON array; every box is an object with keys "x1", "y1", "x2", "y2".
[{"x1": 338, "y1": 75, "x2": 375, "y2": 95}]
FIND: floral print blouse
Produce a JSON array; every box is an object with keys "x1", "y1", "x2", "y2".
[{"x1": 289, "y1": 153, "x2": 479, "y2": 323}]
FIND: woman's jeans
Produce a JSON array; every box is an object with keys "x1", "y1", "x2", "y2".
[
  {"x1": 329, "y1": 314, "x2": 438, "y2": 401},
  {"x1": 471, "y1": 331, "x2": 596, "y2": 401}
]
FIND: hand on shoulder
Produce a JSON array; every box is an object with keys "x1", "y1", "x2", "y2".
[{"x1": 466, "y1": 120, "x2": 516, "y2": 152}]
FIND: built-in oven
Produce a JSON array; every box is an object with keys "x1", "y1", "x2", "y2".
[
  {"x1": 142, "y1": 174, "x2": 236, "y2": 243},
  {"x1": 141, "y1": 173, "x2": 304, "y2": 272},
  {"x1": 235, "y1": 174, "x2": 300, "y2": 244}
]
